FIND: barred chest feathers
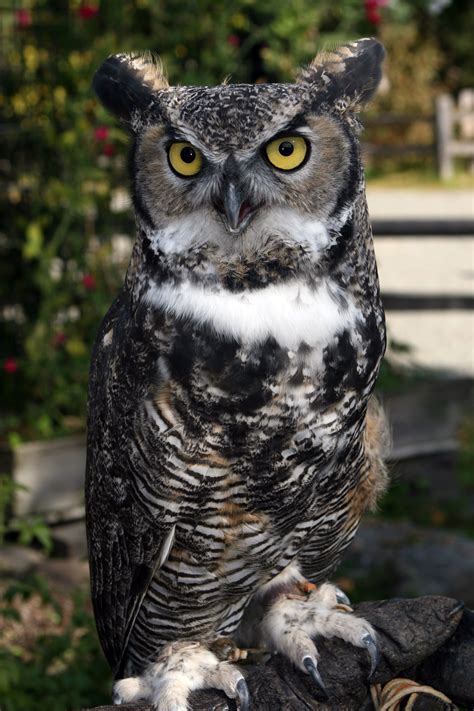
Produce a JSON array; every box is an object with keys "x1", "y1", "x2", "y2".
[{"x1": 137, "y1": 267, "x2": 383, "y2": 476}]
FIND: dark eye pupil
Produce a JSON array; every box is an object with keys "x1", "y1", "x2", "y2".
[
  {"x1": 180, "y1": 146, "x2": 196, "y2": 163},
  {"x1": 279, "y1": 141, "x2": 294, "y2": 156}
]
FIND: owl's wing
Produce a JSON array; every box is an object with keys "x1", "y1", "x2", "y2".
[
  {"x1": 85, "y1": 290, "x2": 175, "y2": 677},
  {"x1": 86, "y1": 498, "x2": 175, "y2": 678}
]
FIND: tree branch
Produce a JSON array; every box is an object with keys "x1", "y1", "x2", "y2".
[{"x1": 82, "y1": 596, "x2": 473, "y2": 710}]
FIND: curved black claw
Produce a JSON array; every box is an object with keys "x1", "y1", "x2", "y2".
[
  {"x1": 335, "y1": 588, "x2": 351, "y2": 606},
  {"x1": 448, "y1": 600, "x2": 464, "y2": 618},
  {"x1": 111, "y1": 691, "x2": 123, "y2": 705},
  {"x1": 361, "y1": 632, "x2": 380, "y2": 680},
  {"x1": 303, "y1": 656, "x2": 329, "y2": 701},
  {"x1": 236, "y1": 676, "x2": 250, "y2": 711}
]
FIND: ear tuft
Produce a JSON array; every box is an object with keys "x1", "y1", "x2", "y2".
[
  {"x1": 297, "y1": 38, "x2": 385, "y2": 113},
  {"x1": 93, "y1": 52, "x2": 168, "y2": 125}
]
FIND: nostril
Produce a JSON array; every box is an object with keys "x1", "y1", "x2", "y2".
[{"x1": 213, "y1": 181, "x2": 262, "y2": 234}]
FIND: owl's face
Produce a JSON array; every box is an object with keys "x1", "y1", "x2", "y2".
[
  {"x1": 94, "y1": 40, "x2": 384, "y2": 282},
  {"x1": 134, "y1": 84, "x2": 351, "y2": 252}
]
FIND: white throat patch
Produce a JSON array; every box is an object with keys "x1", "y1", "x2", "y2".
[
  {"x1": 145, "y1": 279, "x2": 359, "y2": 351},
  {"x1": 148, "y1": 207, "x2": 334, "y2": 259}
]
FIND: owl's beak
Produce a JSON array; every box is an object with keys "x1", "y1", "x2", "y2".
[{"x1": 215, "y1": 180, "x2": 258, "y2": 235}]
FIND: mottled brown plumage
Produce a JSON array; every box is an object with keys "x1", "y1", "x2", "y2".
[{"x1": 86, "y1": 38, "x2": 387, "y2": 710}]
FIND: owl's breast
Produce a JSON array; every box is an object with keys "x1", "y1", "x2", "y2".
[
  {"x1": 147, "y1": 277, "x2": 363, "y2": 353},
  {"x1": 127, "y1": 288, "x2": 384, "y2": 624},
  {"x1": 153, "y1": 274, "x2": 384, "y2": 422},
  {"x1": 145, "y1": 280, "x2": 384, "y2": 495}
]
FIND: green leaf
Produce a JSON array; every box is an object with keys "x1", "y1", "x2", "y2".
[
  {"x1": 23, "y1": 222, "x2": 44, "y2": 260},
  {"x1": 10, "y1": 517, "x2": 53, "y2": 555},
  {"x1": 7, "y1": 432, "x2": 23, "y2": 449}
]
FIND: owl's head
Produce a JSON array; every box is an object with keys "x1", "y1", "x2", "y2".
[{"x1": 94, "y1": 39, "x2": 384, "y2": 286}]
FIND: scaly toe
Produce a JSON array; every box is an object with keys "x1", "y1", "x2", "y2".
[{"x1": 204, "y1": 658, "x2": 251, "y2": 708}]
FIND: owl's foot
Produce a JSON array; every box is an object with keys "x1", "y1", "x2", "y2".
[
  {"x1": 260, "y1": 582, "x2": 378, "y2": 700},
  {"x1": 113, "y1": 639, "x2": 249, "y2": 711}
]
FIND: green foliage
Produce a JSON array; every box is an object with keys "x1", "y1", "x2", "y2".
[
  {"x1": 0, "y1": 578, "x2": 110, "y2": 711},
  {"x1": 0, "y1": 0, "x2": 472, "y2": 443},
  {"x1": 0, "y1": 476, "x2": 20, "y2": 545},
  {"x1": 375, "y1": 451, "x2": 474, "y2": 537},
  {"x1": 457, "y1": 417, "x2": 474, "y2": 490},
  {"x1": 8, "y1": 515, "x2": 53, "y2": 554},
  {"x1": 0, "y1": 475, "x2": 52, "y2": 552}
]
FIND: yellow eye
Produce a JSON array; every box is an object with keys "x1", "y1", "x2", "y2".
[
  {"x1": 168, "y1": 141, "x2": 203, "y2": 177},
  {"x1": 265, "y1": 135, "x2": 308, "y2": 171}
]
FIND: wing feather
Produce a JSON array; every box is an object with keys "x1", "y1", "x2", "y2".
[{"x1": 85, "y1": 289, "x2": 175, "y2": 677}]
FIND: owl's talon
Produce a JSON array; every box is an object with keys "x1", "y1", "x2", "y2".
[
  {"x1": 259, "y1": 579, "x2": 379, "y2": 702},
  {"x1": 112, "y1": 690, "x2": 123, "y2": 705},
  {"x1": 303, "y1": 656, "x2": 328, "y2": 701},
  {"x1": 335, "y1": 587, "x2": 351, "y2": 606},
  {"x1": 236, "y1": 677, "x2": 250, "y2": 711},
  {"x1": 334, "y1": 603, "x2": 354, "y2": 613},
  {"x1": 112, "y1": 642, "x2": 250, "y2": 710},
  {"x1": 362, "y1": 632, "x2": 379, "y2": 679}
]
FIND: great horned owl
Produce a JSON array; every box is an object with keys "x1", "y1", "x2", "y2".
[{"x1": 86, "y1": 38, "x2": 387, "y2": 710}]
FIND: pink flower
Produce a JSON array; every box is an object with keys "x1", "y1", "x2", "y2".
[
  {"x1": 15, "y1": 9, "x2": 32, "y2": 28},
  {"x1": 227, "y1": 34, "x2": 240, "y2": 48},
  {"x1": 3, "y1": 358, "x2": 19, "y2": 374},
  {"x1": 78, "y1": 5, "x2": 99, "y2": 19},
  {"x1": 94, "y1": 126, "x2": 109, "y2": 141},
  {"x1": 82, "y1": 273, "x2": 96, "y2": 290},
  {"x1": 102, "y1": 143, "x2": 115, "y2": 156},
  {"x1": 53, "y1": 332, "x2": 66, "y2": 348}
]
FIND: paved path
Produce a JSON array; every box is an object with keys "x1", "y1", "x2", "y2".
[{"x1": 366, "y1": 188, "x2": 473, "y2": 377}]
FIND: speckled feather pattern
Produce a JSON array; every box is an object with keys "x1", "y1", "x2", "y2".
[{"x1": 86, "y1": 38, "x2": 387, "y2": 680}]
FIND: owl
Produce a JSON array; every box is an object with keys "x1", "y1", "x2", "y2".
[{"x1": 86, "y1": 38, "x2": 388, "y2": 710}]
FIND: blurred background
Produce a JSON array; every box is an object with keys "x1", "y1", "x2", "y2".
[{"x1": 0, "y1": 1, "x2": 473, "y2": 709}]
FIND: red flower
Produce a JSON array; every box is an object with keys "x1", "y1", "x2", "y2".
[
  {"x1": 53, "y1": 332, "x2": 66, "y2": 348},
  {"x1": 102, "y1": 143, "x2": 115, "y2": 156},
  {"x1": 82, "y1": 273, "x2": 96, "y2": 290},
  {"x1": 15, "y1": 9, "x2": 32, "y2": 28},
  {"x1": 365, "y1": 0, "x2": 387, "y2": 24},
  {"x1": 366, "y1": 7, "x2": 381, "y2": 23},
  {"x1": 3, "y1": 358, "x2": 18, "y2": 374},
  {"x1": 94, "y1": 126, "x2": 109, "y2": 141},
  {"x1": 227, "y1": 34, "x2": 240, "y2": 48},
  {"x1": 78, "y1": 5, "x2": 99, "y2": 19}
]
